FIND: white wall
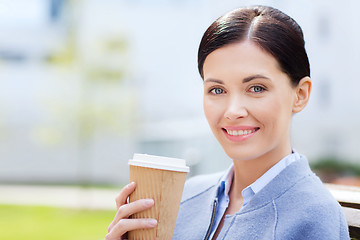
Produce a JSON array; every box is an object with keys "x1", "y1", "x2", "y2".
[{"x1": 0, "y1": 0, "x2": 359, "y2": 185}]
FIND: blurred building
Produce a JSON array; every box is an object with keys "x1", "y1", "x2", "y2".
[{"x1": 0, "y1": 0, "x2": 359, "y2": 185}]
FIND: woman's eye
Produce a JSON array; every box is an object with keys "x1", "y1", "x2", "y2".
[
  {"x1": 250, "y1": 86, "x2": 265, "y2": 93},
  {"x1": 210, "y1": 88, "x2": 224, "y2": 94}
]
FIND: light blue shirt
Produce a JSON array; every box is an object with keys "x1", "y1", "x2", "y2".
[
  {"x1": 208, "y1": 151, "x2": 299, "y2": 239},
  {"x1": 174, "y1": 152, "x2": 350, "y2": 239}
]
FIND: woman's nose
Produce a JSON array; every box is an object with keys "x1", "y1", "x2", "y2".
[{"x1": 224, "y1": 97, "x2": 248, "y2": 120}]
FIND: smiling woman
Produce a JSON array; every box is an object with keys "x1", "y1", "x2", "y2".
[
  {"x1": 105, "y1": 5, "x2": 350, "y2": 240},
  {"x1": 175, "y1": 6, "x2": 349, "y2": 240},
  {"x1": 202, "y1": 41, "x2": 307, "y2": 164}
]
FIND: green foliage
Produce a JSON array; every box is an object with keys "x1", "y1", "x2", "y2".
[
  {"x1": 310, "y1": 156, "x2": 360, "y2": 176},
  {"x1": 0, "y1": 205, "x2": 115, "y2": 240},
  {"x1": 86, "y1": 69, "x2": 126, "y2": 83}
]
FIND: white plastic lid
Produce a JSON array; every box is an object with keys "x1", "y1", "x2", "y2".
[{"x1": 128, "y1": 153, "x2": 190, "y2": 172}]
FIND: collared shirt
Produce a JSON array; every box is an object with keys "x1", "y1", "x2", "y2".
[
  {"x1": 174, "y1": 152, "x2": 350, "y2": 239},
  {"x1": 208, "y1": 151, "x2": 299, "y2": 239}
]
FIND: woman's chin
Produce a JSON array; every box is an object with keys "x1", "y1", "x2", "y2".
[{"x1": 224, "y1": 150, "x2": 259, "y2": 162}]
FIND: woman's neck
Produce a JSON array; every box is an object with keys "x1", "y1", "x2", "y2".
[{"x1": 230, "y1": 145, "x2": 292, "y2": 197}]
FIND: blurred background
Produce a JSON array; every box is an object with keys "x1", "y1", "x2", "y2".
[{"x1": 0, "y1": 0, "x2": 359, "y2": 239}]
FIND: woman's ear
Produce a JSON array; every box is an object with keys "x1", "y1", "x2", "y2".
[{"x1": 293, "y1": 76, "x2": 312, "y2": 113}]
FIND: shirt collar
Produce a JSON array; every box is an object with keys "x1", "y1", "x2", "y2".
[
  {"x1": 217, "y1": 151, "x2": 300, "y2": 206},
  {"x1": 249, "y1": 151, "x2": 299, "y2": 194},
  {"x1": 218, "y1": 164, "x2": 234, "y2": 198}
]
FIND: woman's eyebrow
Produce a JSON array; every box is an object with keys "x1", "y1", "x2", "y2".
[
  {"x1": 243, "y1": 74, "x2": 271, "y2": 83},
  {"x1": 203, "y1": 78, "x2": 224, "y2": 84},
  {"x1": 204, "y1": 75, "x2": 270, "y2": 84}
]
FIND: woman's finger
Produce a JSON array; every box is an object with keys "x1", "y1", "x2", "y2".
[
  {"x1": 105, "y1": 218, "x2": 157, "y2": 240},
  {"x1": 108, "y1": 198, "x2": 155, "y2": 232},
  {"x1": 115, "y1": 182, "x2": 136, "y2": 210}
]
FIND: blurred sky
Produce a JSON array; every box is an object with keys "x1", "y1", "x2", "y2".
[{"x1": 0, "y1": 0, "x2": 359, "y2": 185}]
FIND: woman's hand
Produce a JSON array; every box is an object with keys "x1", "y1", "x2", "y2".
[{"x1": 105, "y1": 182, "x2": 158, "y2": 240}]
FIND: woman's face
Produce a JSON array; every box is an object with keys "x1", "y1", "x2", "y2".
[{"x1": 203, "y1": 41, "x2": 300, "y2": 162}]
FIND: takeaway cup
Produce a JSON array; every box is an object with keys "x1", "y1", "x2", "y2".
[{"x1": 128, "y1": 153, "x2": 189, "y2": 240}]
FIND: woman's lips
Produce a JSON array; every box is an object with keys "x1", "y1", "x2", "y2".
[{"x1": 222, "y1": 126, "x2": 260, "y2": 142}]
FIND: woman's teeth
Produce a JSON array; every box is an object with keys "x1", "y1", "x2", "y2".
[{"x1": 226, "y1": 129, "x2": 256, "y2": 136}]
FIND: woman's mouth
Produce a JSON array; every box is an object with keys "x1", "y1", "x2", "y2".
[{"x1": 222, "y1": 127, "x2": 260, "y2": 142}]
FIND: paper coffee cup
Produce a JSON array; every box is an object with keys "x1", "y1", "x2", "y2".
[{"x1": 128, "y1": 153, "x2": 189, "y2": 240}]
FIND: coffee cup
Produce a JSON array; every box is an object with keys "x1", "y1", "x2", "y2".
[{"x1": 128, "y1": 153, "x2": 189, "y2": 240}]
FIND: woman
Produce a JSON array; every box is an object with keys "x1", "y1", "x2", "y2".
[{"x1": 106, "y1": 5, "x2": 350, "y2": 240}]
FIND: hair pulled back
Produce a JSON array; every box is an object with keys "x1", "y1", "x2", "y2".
[{"x1": 198, "y1": 5, "x2": 310, "y2": 86}]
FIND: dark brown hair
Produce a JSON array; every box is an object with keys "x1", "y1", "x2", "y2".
[{"x1": 198, "y1": 5, "x2": 310, "y2": 86}]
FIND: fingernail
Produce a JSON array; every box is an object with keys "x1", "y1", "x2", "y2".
[
  {"x1": 147, "y1": 219, "x2": 157, "y2": 227},
  {"x1": 144, "y1": 199, "x2": 154, "y2": 207},
  {"x1": 128, "y1": 182, "x2": 136, "y2": 187}
]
